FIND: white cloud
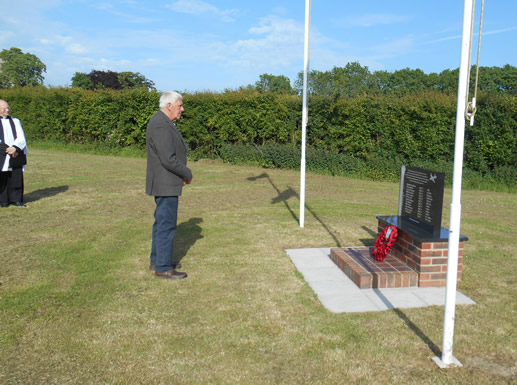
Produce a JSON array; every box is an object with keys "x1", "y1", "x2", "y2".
[
  {"x1": 373, "y1": 37, "x2": 416, "y2": 57},
  {"x1": 96, "y1": 3, "x2": 114, "y2": 11},
  {"x1": 0, "y1": 30, "x2": 16, "y2": 45},
  {"x1": 98, "y1": 57, "x2": 132, "y2": 68},
  {"x1": 205, "y1": 14, "x2": 383, "y2": 81},
  {"x1": 166, "y1": 0, "x2": 239, "y2": 22},
  {"x1": 483, "y1": 25, "x2": 517, "y2": 36},
  {"x1": 37, "y1": 35, "x2": 88, "y2": 55},
  {"x1": 194, "y1": 15, "x2": 302, "y2": 75},
  {"x1": 424, "y1": 25, "x2": 517, "y2": 45},
  {"x1": 66, "y1": 43, "x2": 87, "y2": 54},
  {"x1": 6, "y1": 1, "x2": 515, "y2": 92},
  {"x1": 337, "y1": 13, "x2": 409, "y2": 28},
  {"x1": 95, "y1": 2, "x2": 158, "y2": 24}
]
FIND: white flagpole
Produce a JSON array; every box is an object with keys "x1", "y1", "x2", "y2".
[
  {"x1": 433, "y1": 0, "x2": 474, "y2": 368},
  {"x1": 300, "y1": 0, "x2": 311, "y2": 228}
]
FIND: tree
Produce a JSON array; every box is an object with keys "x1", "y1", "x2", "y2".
[
  {"x1": 255, "y1": 73, "x2": 294, "y2": 94},
  {"x1": 437, "y1": 68, "x2": 459, "y2": 94},
  {"x1": 118, "y1": 71, "x2": 155, "y2": 90},
  {"x1": 70, "y1": 70, "x2": 156, "y2": 90},
  {"x1": 0, "y1": 47, "x2": 46, "y2": 88},
  {"x1": 294, "y1": 62, "x2": 374, "y2": 97},
  {"x1": 386, "y1": 68, "x2": 428, "y2": 94},
  {"x1": 71, "y1": 72, "x2": 94, "y2": 89},
  {"x1": 477, "y1": 64, "x2": 517, "y2": 95},
  {"x1": 291, "y1": 62, "x2": 517, "y2": 97},
  {"x1": 332, "y1": 62, "x2": 375, "y2": 97},
  {"x1": 372, "y1": 70, "x2": 391, "y2": 93},
  {"x1": 294, "y1": 69, "x2": 334, "y2": 96},
  {"x1": 88, "y1": 70, "x2": 122, "y2": 89},
  {"x1": 497, "y1": 64, "x2": 517, "y2": 95}
]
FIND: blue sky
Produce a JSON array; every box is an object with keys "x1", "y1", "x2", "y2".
[{"x1": 2, "y1": 0, "x2": 516, "y2": 92}]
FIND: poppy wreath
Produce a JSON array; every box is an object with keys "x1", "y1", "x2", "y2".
[{"x1": 372, "y1": 225, "x2": 398, "y2": 261}]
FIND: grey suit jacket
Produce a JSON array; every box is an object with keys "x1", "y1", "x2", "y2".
[{"x1": 146, "y1": 110, "x2": 192, "y2": 197}]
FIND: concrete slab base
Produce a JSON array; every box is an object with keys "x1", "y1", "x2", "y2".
[
  {"x1": 433, "y1": 355, "x2": 463, "y2": 368},
  {"x1": 286, "y1": 247, "x2": 476, "y2": 313}
]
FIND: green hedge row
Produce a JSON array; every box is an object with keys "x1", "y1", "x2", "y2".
[
  {"x1": 0, "y1": 87, "x2": 159, "y2": 147},
  {"x1": 1, "y1": 87, "x2": 515, "y2": 176},
  {"x1": 219, "y1": 143, "x2": 517, "y2": 191}
]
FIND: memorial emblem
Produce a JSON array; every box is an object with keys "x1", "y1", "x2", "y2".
[{"x1": 399, "y1": 166, "x2": 445, "y2": 235}]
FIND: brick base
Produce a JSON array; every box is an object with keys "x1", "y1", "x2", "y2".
[
  {"x1": 378, "y1": 220, "x2": 464, "y2": 287},
  {"x1": 330, "y1": 247, "x2": 418, "y2": 289},
  {"x1": 329, "y1": 216, "x2": 467, "y2": 289}
]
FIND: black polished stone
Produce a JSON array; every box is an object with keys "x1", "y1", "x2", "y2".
[
  {"x1": 377, "y1": 215, "x2": 469, "y2": 243},
  {"x1": 400, "y1": 166, "x2": 445, "y2": 234}
]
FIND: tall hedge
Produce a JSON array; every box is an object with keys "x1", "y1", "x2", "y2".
[
  {"x1": 1, "y1": 87, "x2": 159, "y2": 147},
  {"x1": 0, "y1": 87, "x2": 515, "y2": 172}
]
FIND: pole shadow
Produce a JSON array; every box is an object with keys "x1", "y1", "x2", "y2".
[
  {"x1": 247, "y1": 172, "x2": 299, "y2": 222},
  {"x1": 359, "y1": 225, "x2": 378, "y2": 246},
  {"x1": 372, "y1": 289, "x2": 442, "y2": 357},
  {"x1": 24, "y1": 185, "x2": 69, "y2": 203},
  {"x1": 247, "y1": 172, "x2": 342, "y2": 246},
  {"x1": 174, "y1": 217, "x2": 204, "y2": 265}
]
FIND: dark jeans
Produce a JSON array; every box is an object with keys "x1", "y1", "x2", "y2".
[
  {"x1": 150, "y1": 196, "x2": 178, "y2": 273},
  {"x1": 0, "y1": 169, "x2": 24, "y2": 205}
]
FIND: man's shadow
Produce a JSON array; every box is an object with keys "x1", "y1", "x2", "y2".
[
  {"x1": 174, "y1": 217, "x2": 204, "y2": 265},
  {"x1": 24, "y1": 185, "x2": 69, "y2": 203}
]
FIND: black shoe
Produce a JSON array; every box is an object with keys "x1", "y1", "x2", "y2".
[
  {"x1": 0, "y1": 203, "x2": 8, "y2": 208},
  {"x1": 155, "y1": 269, "x2": 187, "y2": 279},
  {"x1": 13, "y1": 202, "x2": 26, "y2": 207}
]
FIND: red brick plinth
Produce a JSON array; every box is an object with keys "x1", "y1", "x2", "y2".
[
  {"x1": 330, "y1": 216, "x2": 468, "y2": 289},
  {"x1": 330, "y1": 247, "x2": 418, "y2": 289},
  {"x1": 377, "y1": 218, "x2": 465, "y2": 287}
]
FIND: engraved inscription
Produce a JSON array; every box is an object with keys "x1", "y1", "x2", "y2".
[{"x1": 400, "y1": 166, "x2": 445, "y2": 233}]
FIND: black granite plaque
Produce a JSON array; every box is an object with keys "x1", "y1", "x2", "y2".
[{"x1": 399, "y1": 166, "x2": 445, "y2": 235}]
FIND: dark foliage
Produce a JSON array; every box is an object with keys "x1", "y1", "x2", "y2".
[{"x1": 88, "y1": 70, "x2": 122, "y2": 90}]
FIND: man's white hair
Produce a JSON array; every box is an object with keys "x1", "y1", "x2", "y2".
[{"x1": 159, "y1": 91, "x2": 182, "y2": 109}]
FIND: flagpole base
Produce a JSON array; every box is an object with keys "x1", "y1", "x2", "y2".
[{"x1": 433, "y1": 355, "x2": 463, "y2": 368}]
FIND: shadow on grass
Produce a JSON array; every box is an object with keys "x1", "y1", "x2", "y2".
[
  {"x1": 359, "y1": 225, "x2": 377, "y2": 246},
  {"x1": 372, "y1": 289, "x2": 442, "y2": 357},
  {"x1": 24, "y1": 185, "x2": 69, "y2": 203},
  {"x1": 247, "y1": 172, "x2": 342, "y2": 246},
  {"x1": 174, "y1": 217, "x2": 204, "y2": 265},
  {"x1": 249, "y1": 172, "x2": 441, "y2": 355}
]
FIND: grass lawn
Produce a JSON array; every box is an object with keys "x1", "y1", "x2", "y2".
[{"x1": 1, "y1": 148, "x2": 516, "y2": 384}]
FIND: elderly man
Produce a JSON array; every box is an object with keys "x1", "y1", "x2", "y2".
[
  {"x1": 0, "y1": 100, "x2": 27, "y2": 208},
  {"x1": 146, "y1": 91, "x2": 192, "y2": 279}
]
